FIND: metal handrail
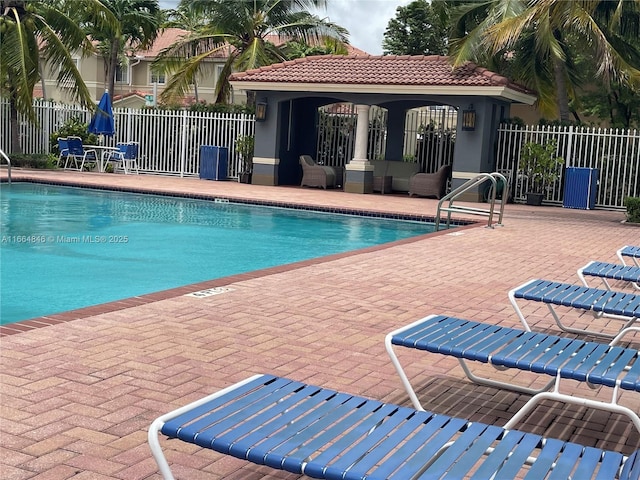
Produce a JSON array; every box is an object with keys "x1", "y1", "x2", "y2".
[
  {"x1": 0, "y1": 148, "x2": 11, "y2": 184},
  {"x1": 435, "y1": 172, "x2": 509, "y2": 230}
]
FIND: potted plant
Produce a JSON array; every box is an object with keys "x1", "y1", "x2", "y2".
[
  {"x1": 518, "y1": 139, "x2": 564, "y2": 205},
  {"x1": 624, "y1": 196, "x2": 640, "y2": 224},
  {"x1": 235, "y1": 135, "x2": 254, "y2": 184}
]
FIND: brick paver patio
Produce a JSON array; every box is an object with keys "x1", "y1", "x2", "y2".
[{"x1": 1, "y1": 170, "x2": 639, "y2": 479}]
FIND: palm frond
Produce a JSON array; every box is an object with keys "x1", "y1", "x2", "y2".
[
  {"x1": 159, "y1": 48, "x2": 231, "y2": 104},
  {"x1": 2, "y1": 6, "x2": 39, "y2": 121}
]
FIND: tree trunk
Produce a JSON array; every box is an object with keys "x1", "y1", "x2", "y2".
[
  {"x1": 106, "y1": 38, "x2": 121, "y2": 98},
  {"x1": 9, "y1": 95, "x2": 22, "y2": 154},
  {"x1": 38, "y1": 58, "x2": 47, "y2": 100},
  {"x1": 553, "y1": 57, "x2": 571, "y2": 123},
  {"x1": 246, "y1": 90, "x2": 256, "y2": 108}
]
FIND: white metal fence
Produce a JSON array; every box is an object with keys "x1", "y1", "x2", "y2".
[
  {"x1": 0, "y1": 100, "x2": 254, "y2": 178},
  {"x1": 3, "y1": 101, "x2": 637, "y2": 209},
  {"x1": 496, "y1": 124, "x2": 639, "y2": 209}
]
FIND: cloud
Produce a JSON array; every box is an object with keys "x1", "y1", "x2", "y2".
[
  {"x1": 158, "y1": 0, "x2": 411, "y2": 55},
  {"x1": 313, "y1": 0, "x2": 411, "y2": 55}
]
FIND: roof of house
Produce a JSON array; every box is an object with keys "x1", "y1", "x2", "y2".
[
  {"x1": 229, "y1": 55, "x2": 536, "y2": 104},
  {"x1": 133, "y1": 29, "x2": 367, "y2": 59}
]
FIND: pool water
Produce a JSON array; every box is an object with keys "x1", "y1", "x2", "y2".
[{"x1": 0, "y1": 183, "x2": 436, "y2": 324}]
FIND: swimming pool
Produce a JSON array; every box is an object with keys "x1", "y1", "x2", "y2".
[{"x1": 0, "y1": 183, "x2": 439, "y2": 324}]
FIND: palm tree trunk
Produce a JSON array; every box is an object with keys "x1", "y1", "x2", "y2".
[
  {"x1": 553, "y1": 57, "x2": 571, "y2": 123},
  {"x1": 38, "y1": 58, "x2": 47, "y2": 100},
  {"x1": 9, "y1": 95, "x2": 22, "y2": 154},
  {"x1": 107, "y1": 38, "x2": 120, "y2": 98}
]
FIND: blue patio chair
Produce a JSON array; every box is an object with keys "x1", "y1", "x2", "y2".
[
  {"x1": 56, "y1": 137, "x2": 69, "y2": 168},
  {"x1": 106, "y1": 142, "x2": 139, "y2": 174},
  {"x1": 64, "y1": 136, "x2": 97, "y2": 171}
]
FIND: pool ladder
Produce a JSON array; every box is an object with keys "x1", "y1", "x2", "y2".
[
  {"x1": 435, "y1": 172, "x2": 509, "y2": 230},
  {"x1": 0, "y1": 148, "x2": 11, "y2": 183}
]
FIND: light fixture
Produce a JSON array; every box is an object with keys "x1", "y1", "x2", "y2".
[
  {"x1": 461, "y1": 105, "x2": 476, "y2": 131},
  {"x1": 255, "y1": 100, "x2": 268, "y2": 121}
]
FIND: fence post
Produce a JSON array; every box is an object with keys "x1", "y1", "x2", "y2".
[
  {"x1": 565, "y1": 125, "x2": 573, "y2": 167},
  {"x1": 180, "y1": 110, "x2": 188, "y2": 177}
]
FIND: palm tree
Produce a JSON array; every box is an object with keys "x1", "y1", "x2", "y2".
[
  {"x1": 162, "y1": 2, "x2": 210, "y2": 102},
  {"x1": 449, "y1": 0, "x2": 640, "y2": 122},
  {"x1": 153, "y1": 0, "x2": 349, "y2": 105},
  {"x1": 83, "y1": 0, "x2": 162, "y2": 99},
  {"x1": 0, "y1": 0, "x2": 117, "y2": 153},
  {"x1": 282, "y1": 37, "x2": 349, "y2": 59}
]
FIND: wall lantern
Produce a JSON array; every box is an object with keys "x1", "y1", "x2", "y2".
[
  {"x1": 255, "y1": 100, "x2": 268, "y2": 121},
  {"x1": 461, "y1": 105, "x2": 476, "y2": 131}
]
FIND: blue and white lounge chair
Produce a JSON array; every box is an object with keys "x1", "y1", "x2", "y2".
[
  {"x1": 149, "y1": 373, "x2": 640, "y2": 480},
  {"x1": 509, "y1": 279, "x2": 640, "y2": 338},
  {"x1": 619, "y1": 245, "x2": 640, "y2": 267},
  {"x1": 386, "y1": 314, "x2": 640, "y2": 433},
  {"x1": 578, "y1": 261, "x2": 640, "y2": 291}
]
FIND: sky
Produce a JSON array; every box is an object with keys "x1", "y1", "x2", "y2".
[{"x1": 158, "y1": 1, "x2": 412, "y2": 55}]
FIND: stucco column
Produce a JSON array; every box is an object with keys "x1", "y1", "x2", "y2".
[
  {"x1": 352, "y1": 105, "x2": 370, "y2": 163},
  {"x1": 344, "y1": 104, "x2": 374, "y2": 193}
]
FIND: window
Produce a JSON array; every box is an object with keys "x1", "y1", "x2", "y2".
[
  {"x1": 150, "y1": 72, "x2": 165, "y2": 84},
  {"x1": 115, "y1": 65, "x2": 129, "y2": 84},
  {"x1": 60, "y1": 58, "x2": 80, "y2": 88}
]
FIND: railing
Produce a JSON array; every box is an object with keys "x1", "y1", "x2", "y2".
[
  {"x1": 0, "y1": 148, "x2": 11, "y2": 183},
  {"x1": 435, "y1": 172, "x2": 509, "y2": 230},
  {"x1": 2, "y1": 100, "x2": 637, "y2": 209},
  {"x1": 0, "y1": 100, "x2": 254, "y2": 179},
  {"x1": 496, "y1": 124, "x2": 639, "y2": 209}
]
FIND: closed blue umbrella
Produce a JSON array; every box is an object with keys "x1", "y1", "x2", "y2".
[{"x1": 88, "y1": 91, "x2": 115, "y2": 136}]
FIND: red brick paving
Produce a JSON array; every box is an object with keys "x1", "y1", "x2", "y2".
[{"x1": 1, "y1": 169, "x2": 639, "y2": 479}]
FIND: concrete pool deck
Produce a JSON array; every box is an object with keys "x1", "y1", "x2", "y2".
[{"x1": 1, "y1": 169, "x2": 639, "y2": 479}]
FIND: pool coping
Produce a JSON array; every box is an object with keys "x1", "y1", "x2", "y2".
[{"x1": 1, "y1": 178, "x2": 477, "y2": 336}]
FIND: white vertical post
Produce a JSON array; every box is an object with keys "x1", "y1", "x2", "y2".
[
  {"x1": 565, "y1": 125, "x2": 573, "y2": 167},
  {"x1": 180, "y1": 110, "x2": 188, "y2": 177},
  {"x1": 351, "y1": 104, "x2": 370, "y2": 163}
]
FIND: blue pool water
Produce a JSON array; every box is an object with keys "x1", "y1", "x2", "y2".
[{"x1": 0, "y1": 183, "x2": 436, "y2": 324}]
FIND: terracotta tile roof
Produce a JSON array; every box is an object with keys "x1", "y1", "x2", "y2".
[
  {"x1": 230, "y1": 55, "x2": 532, "y2": 94},
  {"x1": 262, "y1": 33, "x2": 369, "y2": 56},
  {"x1": 134, "y1": 30, "x2": 361, "y2": 59},
  {"x1": 134, "y1": 28, "x2": 229, "y2": 59}
]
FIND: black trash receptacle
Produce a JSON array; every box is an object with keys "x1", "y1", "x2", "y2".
[
  {"x1": 199, "y1": 146, "x2": 228, "y2": 180},
  {"x1": 563, "y1": 167, "x2": 598, "y2": 210}
]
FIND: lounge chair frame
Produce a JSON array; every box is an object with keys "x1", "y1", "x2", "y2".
[
  {"x1": 509, "y1": 279, "x2": 639, "y2": 339},
  {"x1": 385, "y1": 315, "x2": 640, "y2": 434},
  {"x1": 149, "y1": 373, "x2": 639, "y2": 480}
]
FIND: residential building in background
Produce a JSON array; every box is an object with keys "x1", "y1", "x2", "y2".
[{"x1": 37, "y1": 29, "x2": 368, "y2": 109}]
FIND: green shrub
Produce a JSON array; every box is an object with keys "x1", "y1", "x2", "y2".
[
  {"x1": 234, "y1": 135, "x2": 254, "y2": 173},
  {"x1": 9, "y1": 153, "x2": 58, "y2": 169},
  {"x1": 49, "y1": 117, "x2": 98, "y2": 154},
  {"x1": 518, "y1": 140, "x2": 564, "y2": 194},
  {"x1": 624, "y1": 196, "x2": 640, "y2": 223}
]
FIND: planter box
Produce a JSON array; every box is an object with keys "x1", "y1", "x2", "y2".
[{"x1": 525, "y1": 192, "x2": 544, "y2": 206}]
